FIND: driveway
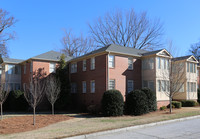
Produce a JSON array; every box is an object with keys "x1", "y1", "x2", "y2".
[{"x1": 88, "y1": 117, "x2": 200, "y2": 139}]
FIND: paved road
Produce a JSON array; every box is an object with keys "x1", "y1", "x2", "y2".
[{"x1": 88, "y1": 117, "x2": 200, "y2": 139}]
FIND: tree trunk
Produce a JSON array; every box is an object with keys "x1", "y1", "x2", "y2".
[
  {"x1": 169, "y1": 97, "x2": 172, "y2": 114},
  {"x1": 52, "y1": 104, "x2": 54, "y2": 115},
  {"x1": 1, "y1": 103, "x2": 3, "y2": 120},
  {"x1": 33, "y1": 107, "x2": 36, "y2": 125}
]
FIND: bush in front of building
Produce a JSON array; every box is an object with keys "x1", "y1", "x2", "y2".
[
  {"x1": 167, "y1": 101, "x2": 181, "y2": 108},
  {"x1": 4, "y1": 90, "x2": 29, "y2": 111},
  {"x1": 198, "y1": 89, "x2": 200, "y2": 104},
  {"x1": 125, "y1": 90, "x2": 149, "y2": 116},
  {"x1": 101, "y1": 89, "x2": 124, "y2": 116},
  {"x1": 141, "y1": 87, "x2": 157, "y2": 111},
  {"x1": 160, "y1": 106, "x2": 167, "y2": 111},
  {"x1": 181, "y1": 100, "x2": 197, "y2": 107}
]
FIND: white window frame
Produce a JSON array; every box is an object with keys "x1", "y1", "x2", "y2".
[
  {"x1": 109, "y1": 55, "x2": 115, "y2": 68},
  {"x1": 90, "y1": 80, "x2": 95, "y2": 93},
  {"x1": 109, "y1": 79, "x2": 115, "y2": 90},
  {"x1": 49, "y1": 63, "x2": 56, "y2": 73},
  {"x1": 83, "y1": 59, "x2": 87, "y2": 71},
  {"x1": 127, "y1": 80, "x2": 134, "y2": 93},
  {"x1": 71, "y1": 63, "x2": 77, "y2": 73},
  {"x1": 82, "y1": 81, "x2": 86, "y2": 93},
  {"x1": 91, "y1": 57, "x2": 95, "y2": 70},
  {"x1": 128, "y1": 57, "x2": 133, "y2": 70}
]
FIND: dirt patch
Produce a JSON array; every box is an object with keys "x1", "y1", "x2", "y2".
[{"x1": 0, "y1": 115, "x2": 72, "y2": 134}]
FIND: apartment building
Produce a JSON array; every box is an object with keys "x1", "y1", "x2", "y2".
[
  {"x1": 69, "y1": 44, "x2": 174, "y2": 109},
  {"x1": 0, "y1": 45, "x2": 198, "y2": 110},
  {"x1": 172, "y1": 55, "x2": 198, "y2": 101},
  {"x1": 0, "y1": 58, "x2": 24, "y2": 90}
]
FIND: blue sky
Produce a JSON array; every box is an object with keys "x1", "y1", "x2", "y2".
[{"x1": 1, "y1": 0, "x2": 200, "y2": 59}]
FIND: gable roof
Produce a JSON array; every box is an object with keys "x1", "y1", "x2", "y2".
[
  {"x1": 27, "y1": 50, "x2": 73, "y2": 62},
  {"x1": 71, "y1": 44, "x2": 149, "y2": 61},
  {"x1": 142, "y1": 49, "x2": 163, "y2": 56},
  {"x1": 2, "y1": 57, "x2": 24, "y2": 64},
  {"x1": 172, "y1": 55, "x2": 192, "y2": 61},
  {"x1": 172, "y1": 55, "x2": 198, "y2": 63}
]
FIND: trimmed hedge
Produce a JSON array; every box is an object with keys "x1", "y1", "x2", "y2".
[
  {"x1": 141, "y1": 88, "x2": 157, "y2": 111},
  {"x1": 167, "y1": 101, "x2": 181, "y2": 108},
  {"x1": 125, "y1": 90, "x2": 149, "y2": 116},
  {"x1": 181, "y1": 100, "x2": 196, "y2": 107},
  {"x1": 160, "y1": 106, "x2": 167, "y2": 111},
  {"x1": 101, "y1": 89, "x2": 124, "y2": 116}
]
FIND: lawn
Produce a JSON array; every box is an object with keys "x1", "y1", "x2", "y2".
[{"x1": 0, "y1": 107, "x2": 200, "y2": 139}]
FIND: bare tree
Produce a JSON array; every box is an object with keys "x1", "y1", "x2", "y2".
[
  {"x1": 45, "y1": 74, "x2": 60, "y2": 115},
  {"x1": 189, "y1": 41, "x2": 200, "y2": 61},
  {"x1": 0, "y1": 84, "x2": 9, "y2": 120},
  {"x1": 23, "y1": 68, "x2": 46, "y2": 125},
  {"x1": 61, "y1": 29, "x2": 96, "y2": 57},
  {"x1": 0, "y1": 8, "x2": 17, "y2": 57},
  {"x1": 88, "y1": 9, "x2": 163, "y2": 50},
  {"x1": 161, "y1": 60, "x2": 186, "y2": 113}
]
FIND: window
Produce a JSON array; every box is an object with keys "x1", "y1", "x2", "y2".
[
  {"x1": 24, "y1": 64, "x2": 26, "y2": 74},
  {"x1": 158, "y1": 57, "x2": 161, "y2": 69},
  {"x1": 127, "y1": 80, "x2": 134, "y2": 93},
  {"x1": 158, "y1": 80, "x2": 161, "y2": 91},
  {"x1": 179, "y1": 83, "x2": 184, "y2": 92},
  {"x1": 128, "y1": 57, "x2": 133, "y2": 70},
  {"x1": 187, "y1": 82, "x2": 197, "y2": 92},
  {"x1": 190, "y1": 63, "x2": 193, "y2": 73},
  {"x1": 49, "y1": 63, "x2": 56, "y2": 73},
  {"x1": 109, "y1": 79, "x2": 115, "y2": 90},
  {"x1": 91, "y1": 57, "x2": 95, "y2": 70},
  {"x1": 158, "y1": 80, "x2": 169, "y2": 92},
  {"x1": 30, "y1": 62, "x2": 33, "y2": 73},
  {"x1": 71, "y1": 63, "x2": 77, "y2": 73},
  {"x1": 7, "y1": 64, "x2": 15, "y2": 74},
  {"x1": 15, "y1": 65, "x2": 20, "y2": 74},
  {"x1": 109, "y1": 55, "x2": 115, "y2": 68},
  {"x1": 90, "y1": 80, "x2": 95, "y2": 93},
  {"x1": 194, "y1": 64, "x2": 196, "y2": 73},
  {"x1": 82, "y1": 81, "x2": 86, "y2": 93},
  {"x1": 166, "y1": 59, "x2": 169, "y2": 69},
  {"x1": 83, "y1": 60, "x2": 86, "y2": 71},
  {"x1": 143, "y1": 80, "x2": 154, "y2": 91},
  {"x1": 71, "y1": 83, "x2": 77, "y2": 93},
  {"x1": 142, "y1": 58, "x2": 154, "y2": 70}
]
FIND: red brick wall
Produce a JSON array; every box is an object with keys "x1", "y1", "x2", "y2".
[
  {"x1": 157, "y1": 100, "x2": 170, "y2": 108},
  {"x1": 70, "y1": 54, "x2": 107, "y2": 110},
  {"x1": 109, "y1": 55, "x2": 142, "y2": 99},
  {"x1": 21, "y1": 60, "x2": 54, "y2": 111}
]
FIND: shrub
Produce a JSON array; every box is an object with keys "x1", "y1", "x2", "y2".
[
  {"x1": 141, "y1": 88, "x2": 157, "y2": 111},
  {"x1": 181, "y1": 100, "x2": 196, "y2": 107},
  {"x1": 125, "y1": 90, "x2": 149, "y2": 116},
  {"x1": 4, "y1": 90, "x2": 28, "y2": 111},
  {"x1": 167, "y1": 104, "x2": 175, "y2": 109},
  {"x1": 160, "y1": 106, "x2": 167, "y2": 111},
  {"x1": 101, "y1": 89, "x2": 124, "y2": 116},
  {"x1": 198, "y1": 89, "x2": 200, "y2": 103},
  {"x1": 167, "y1": 101, "x2": 181, "y2": 109}
]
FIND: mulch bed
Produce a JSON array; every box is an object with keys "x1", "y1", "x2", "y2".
[{"x1": 0, "y1": 115, "x2": 72, "y2": 134}]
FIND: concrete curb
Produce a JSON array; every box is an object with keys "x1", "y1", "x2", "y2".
[{"x1": 65, "y1": 115, "x2": 200, "y2": 139}]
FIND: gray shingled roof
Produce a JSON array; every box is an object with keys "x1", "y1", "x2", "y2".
[
  {"x1": 30, "y1": 50, "x2": 72, "y2": 62},
  {"x1": 2, "y1": 57, "x2": 24, "y2": 64},
  {"x1": 71, "y1": 44, "x2": 149, "y2": 61},
  {"x1": 142, "y1": 49, "x2": 163, "y2": 56},
  {"x1": 172, "y1": 55, "x2": 192, "y2": 61}
]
